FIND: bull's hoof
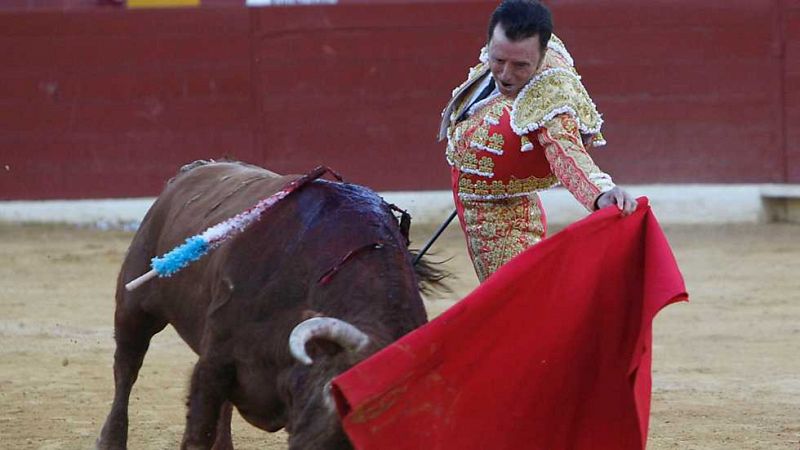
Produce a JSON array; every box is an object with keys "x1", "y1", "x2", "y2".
[{"x1": 96, "y1": 419, "x2": 127, "y2": 450}]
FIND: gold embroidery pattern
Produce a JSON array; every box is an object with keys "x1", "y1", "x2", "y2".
[
  {"x1": 511, "y1": 69, "x2": 603, "y2": 136},
  {"x1": 458, "y1": 174, "x2": 558, "y2": 200},
  {"x1": 521, "y1": 134, "x2": 533, "y2": 151},
  {"x1": 462, "y1": 194, "x2": 545, "y2": 281},
  {"x1": 470, "y1": 125, "x2": 488, "y2": 149},
  {"x1": 469, "y1": 99, "x2": 510, "y2": 155},
  {"x1": 457, "y1": 153, "x2": 496, "y2": 177},
  {"x1": 460, "y1": 152, "x2": 479, "y2": 172},
  {"x1": 477, "y1": 156, "x2": 494, "y2": 174},
  {"x1": 446, "y1": 104, "x2": 488, "y2": 170},
  {"x1": 487, "y1": 132, "x2": 505, "y2": 149},
  {"x1": 586, "y1": 131, "x2": 606, "y2": 147},
  {"x1": 447, "y1": 96, "x2": 513, "y2": 179},
  {"x1": 539, "y1": 115, "x2": 613, "y2": 210}
]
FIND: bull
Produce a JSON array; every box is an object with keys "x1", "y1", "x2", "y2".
[{"x1": 96, "y1": 161, "x2": 441, "y2": 449}]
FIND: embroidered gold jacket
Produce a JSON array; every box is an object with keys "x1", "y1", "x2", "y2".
[{"x1": 440, "y1": 35, "x2": 615, "y2": 211}]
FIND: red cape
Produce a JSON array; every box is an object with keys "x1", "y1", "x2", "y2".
[{"x1": 332, "y1": 198, "x2": 687, "y2": 450}]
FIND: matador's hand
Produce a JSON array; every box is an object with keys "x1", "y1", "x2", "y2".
[{"x1": 596, "y1": 187, "x2": 637, "y2": 216}]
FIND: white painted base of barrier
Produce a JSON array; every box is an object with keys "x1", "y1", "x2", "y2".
[
  {"x1": 1, "y1": 184, "x2": 797, "y2": 227},
  {"x1": 0, "y1": 198, "x2": 154, "y2": 227}
]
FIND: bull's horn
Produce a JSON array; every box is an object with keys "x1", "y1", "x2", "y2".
[{"x1": 289, "y1": 317, "x2": 370, "y2": 365}]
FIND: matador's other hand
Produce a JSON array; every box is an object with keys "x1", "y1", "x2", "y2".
[{"x1": 596, "y1": 187, "x2": 637, "y2": 216}]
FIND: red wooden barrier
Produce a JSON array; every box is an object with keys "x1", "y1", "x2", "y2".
[
  {"x1": 785, "y1": 0, "x2": 800, "y2": 182},
  {"x1": 0, "y1": 0, "x2": 797, "y2": 200}
]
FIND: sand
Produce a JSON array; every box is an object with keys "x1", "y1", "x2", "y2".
[{"x1": 0, "y1": 220, "x2": 798, "y2": 449}]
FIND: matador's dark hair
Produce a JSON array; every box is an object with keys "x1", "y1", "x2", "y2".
[{"x1": 487, "y1": 0, "x2": 553, "y2": 50}]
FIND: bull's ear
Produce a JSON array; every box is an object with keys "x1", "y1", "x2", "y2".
[{"x1": 208, "y1": 275, "x2": 235, "y2": 315}]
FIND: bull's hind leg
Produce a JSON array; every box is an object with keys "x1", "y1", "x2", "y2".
[{"x1": 97, "y1": 300, "x2": 167, "y2": 450}]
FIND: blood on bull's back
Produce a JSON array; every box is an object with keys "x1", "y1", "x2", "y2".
[{"x1": 97, "y1": 160, "x2": 431, "y2": 450}]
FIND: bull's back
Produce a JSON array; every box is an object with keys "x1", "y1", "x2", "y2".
[
  {"x1": 117, "y1": 162, "x2": 301, "y2": 347},
  {"x1": 153, "y1": 162, "x2": 295, "y2": 243}
]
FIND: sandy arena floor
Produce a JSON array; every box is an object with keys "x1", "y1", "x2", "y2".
[{"x1": 0, "y1": 220, "x2": 798, "y2": 449}]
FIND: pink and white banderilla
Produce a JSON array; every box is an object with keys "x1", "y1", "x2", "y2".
[{"x1": 124, "y1": 166, "x2": 340, "y2": 291}]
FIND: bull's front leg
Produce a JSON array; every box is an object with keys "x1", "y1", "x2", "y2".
[{"x1": 181, "y1": 359, "x2": 234, "y2": 450}]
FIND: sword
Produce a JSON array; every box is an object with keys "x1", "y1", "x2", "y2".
[{"x1": 413, "y1": 209, "x2": 458, "y2": 265}]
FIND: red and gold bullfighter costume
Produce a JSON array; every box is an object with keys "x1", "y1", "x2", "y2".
[{"x1": 439, "y1": 35, "x2": 616, "y2": 281}]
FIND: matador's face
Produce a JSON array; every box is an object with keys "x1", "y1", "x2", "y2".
[{"x1": 487, "y1": 23, "x2": 545, "y2": 98}]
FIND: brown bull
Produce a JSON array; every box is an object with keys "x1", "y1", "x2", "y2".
[{"x1": 97, "y1": 161, "x2": 438, "y2": 449}]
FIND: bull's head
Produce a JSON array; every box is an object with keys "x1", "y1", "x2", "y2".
[{"x1": 283, "y1": 317, "x2": 371, "y2": 450}]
